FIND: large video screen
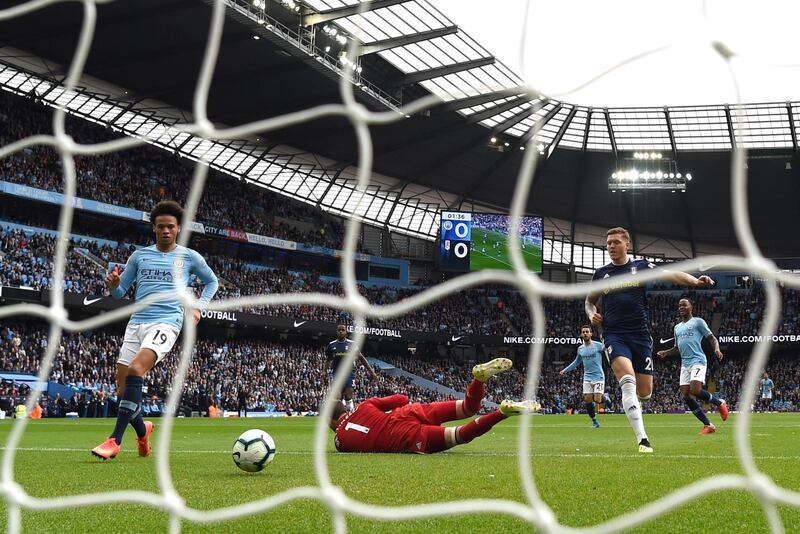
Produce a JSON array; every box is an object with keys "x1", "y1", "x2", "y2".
[{"x1": 439, "y1": 211, "x2": 543, "y2": 272}]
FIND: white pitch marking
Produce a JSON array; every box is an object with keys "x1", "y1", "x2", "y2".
[{"x1": 2, "y1": 447, "x2": 798, "y2": 461}]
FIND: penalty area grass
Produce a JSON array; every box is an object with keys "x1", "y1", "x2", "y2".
[{"x1": 0, "y1": 414, "x2": 799, "y2": 532}]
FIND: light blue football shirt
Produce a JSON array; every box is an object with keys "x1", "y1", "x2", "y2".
[
  {"x1": 563, "y1": 340, "x2": 605, "y2": 382},
  {"x1": 111, "y1": 244, "x2": 219, "y2": 329},
  {"x1": 674, "y1": 317, "x2": 712, "y2": 367},
  {"x1": 760, "y1": 378, "x2": 774, "y2": 394}
]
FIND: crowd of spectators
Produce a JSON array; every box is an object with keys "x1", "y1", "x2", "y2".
[
  {"x1": 4, "y1": 319, "x2": 800, "y2": 419},
  {"x1": 0, "y1": 227, "x2": 520, "y2": 335},
  {"x1": 0, "y1": 322, "x2": 453, "y2": 417},
  {"x1": 4, "y1": 225, "x2": 800, "y2": 340},
  {"x1": 0, "y1": 227, "x2": 109, "y2": 294},
  {"x1": 0, "y1": 91, "x2": 348, "y2": 250}
]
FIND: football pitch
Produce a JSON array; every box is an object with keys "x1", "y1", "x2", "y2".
[
  {"x1": 1, "y1": 414, "x2": 799, "y2": 533},
  {"x1": 471, "y1": 228, "x2": 542, "y2": 272}
]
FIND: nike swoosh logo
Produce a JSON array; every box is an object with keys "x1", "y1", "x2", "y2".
[
  {"x1": 659, "y1": 337, "x2": 674, "y2": 344},
  {"x1": 83, "y1": 296, "x2": 102, "y2": 305},
  {"x1": 451, "y1": 335, "x2": 463, "y2": 342},
  {"x1": 293, "y1": 320, "x2": 307, "y2": 328}
]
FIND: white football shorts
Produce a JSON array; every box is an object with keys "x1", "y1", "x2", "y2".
[
  {"x1": 118, "y1": 323, "x2": 179, "y2": 366},
  {"x1": 582, "y1": 380, "x2": 605, "y2": 395},
  {"x1": 679, "y1": 364, "x2": 707, "y2": 386}
]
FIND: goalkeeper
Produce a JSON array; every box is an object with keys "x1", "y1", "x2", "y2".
[{"x1": 328, "y1": 358, "x2": 539, "y2": 454}]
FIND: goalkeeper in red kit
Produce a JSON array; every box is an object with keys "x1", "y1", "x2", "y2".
[{"x1": 328, "y1": 358, "x2": 540, "y2": 454}]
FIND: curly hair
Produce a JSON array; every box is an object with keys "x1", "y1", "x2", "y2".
[{"x1": 150, "y1": 200, "x2": 184, "y2": 225}]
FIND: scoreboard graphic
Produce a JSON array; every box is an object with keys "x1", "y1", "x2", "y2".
[
  {"x1": 438, "y1": 211, "x2": 544, "y2": 273},
  {"x1": 439, "y1": 211, "x2": 472, "y2": 271}
]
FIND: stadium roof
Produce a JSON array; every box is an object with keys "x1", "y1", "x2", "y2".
[
  {"x1": 294, "y1": 0, "x2": 800, "y2": 152},
  {"x1": 1, "y1": 0, "x2": 799, "y2": 256},
  {"x1": 438, "y1": 0, "x2": 800, "y2": 108}
]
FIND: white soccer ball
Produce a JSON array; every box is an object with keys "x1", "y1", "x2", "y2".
[{"x1": 231, "y1": 429, "x2": 276, "y2": 473}]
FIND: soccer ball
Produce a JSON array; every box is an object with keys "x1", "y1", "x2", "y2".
[{"x1": 231, "y1": 429, "x2": 276, "y2": 473}]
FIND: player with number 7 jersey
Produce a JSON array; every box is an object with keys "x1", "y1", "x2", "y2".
[
  {"x1": 91, "y1": 201, "x2": 218, "y2": 461},
  {"x1": 656, "y1": 298, "x2": 728, "y2": 434}
]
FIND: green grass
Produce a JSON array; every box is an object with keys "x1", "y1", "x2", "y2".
[
  {"x1": 470, "y1": 228, "x2": 542, "y2": 272},
  {"x1": 1, "y1": 414, "x2": 800, "y2": 532}
]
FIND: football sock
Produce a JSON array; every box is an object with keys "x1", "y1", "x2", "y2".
[
  {"x1": 456, "y1": 410, "x2": 506, "y2": 444},
  {"x1": 620, "y1": 375, "x2": 647, "y2": 442},
  {"x1": 130, "y1": 409, "x2": 147, "y2": 438},
  {"x1": 464, "y1": 379, "x2": 485, "y2": 415},
  {"x1": 111, "y1": 375, "x2": 144, "y2": 446},
  {"x1": 695, "y1": 389, "x2": 722, "y2": 406},
  {"x1": 686, "y1": 397, "x2": 712, "y2": 425},
  {"x1": 585, "y1": 401, "x2": 596, "y2": 420}
]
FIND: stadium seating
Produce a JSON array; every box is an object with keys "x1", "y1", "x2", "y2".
[
  {"x1": 3, "y1": 320, "x2": 799, "y2": 417},
  {"x1": 0, "y1": 92, "x2": 349, "y2": 251},
  {"x1": 3, "y1": 90, "x2": 800, "y2": 419}
]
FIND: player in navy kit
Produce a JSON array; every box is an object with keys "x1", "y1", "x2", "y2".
[
  {"x1": 560, "y1": 325, "x2": 606, "y2": 428},
  {"x1": 327, "y1": 324, "x2": 378, "y2": 410},
  {"x1": 585, "y1": 227, "x2": 714, "y2": 453},
  {"x1": 657, "y1": 298, "x2": 728, "y2": 434},
  {"x1": 91, "y1": 201, "x2": 219, "y2": 460}
]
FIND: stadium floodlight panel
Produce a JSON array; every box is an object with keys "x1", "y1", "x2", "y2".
[{"x1": 609, "y1": 169, "x2": 686, "y2": 190}]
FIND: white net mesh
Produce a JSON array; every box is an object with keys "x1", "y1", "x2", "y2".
[{"x1": 1, "y1": 0, "x2": 800, "y2": 533}]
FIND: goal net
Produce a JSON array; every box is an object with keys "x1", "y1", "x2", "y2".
[{"x1": 0, "y1": 0, "x2": 798, "y2": 533}]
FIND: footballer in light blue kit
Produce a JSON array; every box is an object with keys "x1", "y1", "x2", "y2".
[
  {"x1": 586, "y1": 227, "x2": 715, "y2": 453},
  {"x1": 759, "y1": 372, "x2": 775, "y2": 412},
  {"x1": 560, "y1": 325, "x2": 605, "y2": 428},
  {"x1": 657, "y1": 298, "x2": 728, "y2": 434},
  {"x1": 92, "y1": 201, "x2": 218, "y2": 460}
]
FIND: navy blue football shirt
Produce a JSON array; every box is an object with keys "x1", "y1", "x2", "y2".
[{"x1": 591, "y1": 258, "x2": 657, "y2": 335}]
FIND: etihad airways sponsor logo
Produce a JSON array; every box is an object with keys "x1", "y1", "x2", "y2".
[
  {"x1": 346, "y1": 325, "x2": 402, "y2": 338},
  {"x1": 503, "y1": 336, "x2": 581, "y2": 345},
  {"x1": 200, "y1": 310, "x2": 238, "y2": 321}
]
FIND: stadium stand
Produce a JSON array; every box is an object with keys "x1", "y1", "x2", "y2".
[
  {"x1": 3, "y1": 224, "x2": 800, "y2": 338},
  {"x1": 0, "y1": 91, "x2": 350, "y2": 251},
  {"x1": 3, "y1": 86, "x2": 800, "y2": 423},
  {"x1": 3, "y1": 320, "x2": 800, "y2": 419}
]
